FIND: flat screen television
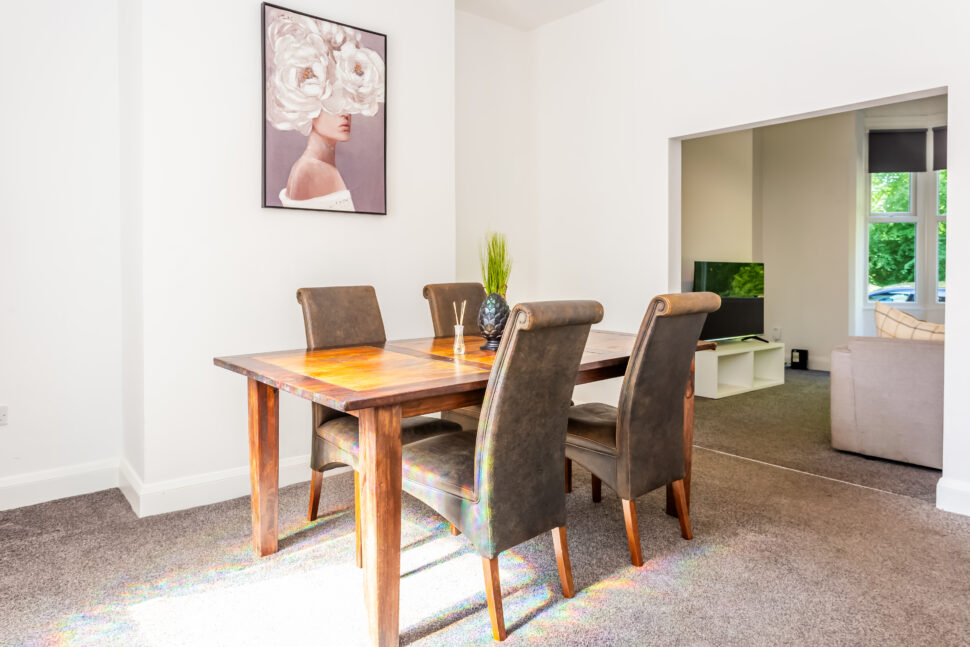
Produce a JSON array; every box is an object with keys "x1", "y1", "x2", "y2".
[{"x1": 692, "y1": 261, "x2": 765, "y2": 341}]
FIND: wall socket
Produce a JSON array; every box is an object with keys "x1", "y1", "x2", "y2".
[
  {"x1": 771, "y1": 326, "x2": 782, "y2": 342},
  {"x1": 0, "y1": 405, "x2": 7, "y2": 426}
]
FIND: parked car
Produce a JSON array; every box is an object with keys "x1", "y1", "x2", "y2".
[{"x1": 868, "y1": 285, "x2": 946, "y2": 303}]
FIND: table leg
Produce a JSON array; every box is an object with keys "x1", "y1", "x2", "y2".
[
  {"x1": 667, "y1": 359, "x2": 695, "y2": 517},
  {"x1": 359, "y1": 405, "x2": 403, "y2": 647},
  {"x1": 247, "y1": 378, "x2": 279, "y2": 557}
]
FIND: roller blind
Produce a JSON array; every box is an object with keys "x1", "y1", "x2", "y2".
[
  {"x1": 934, "y1": 126, "x2": 947, "y2": 170},
  {"x1": 868, "y1": 129, "x2": 928, "y2": 172}
]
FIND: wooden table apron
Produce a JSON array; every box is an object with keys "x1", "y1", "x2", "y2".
[{"x1": 215, "y1": 331, "x2": 711, "y2": 647}]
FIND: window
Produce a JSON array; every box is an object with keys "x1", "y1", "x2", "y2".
[
  {"x1": 868, "y1": 172, "x2": 916, "y2": 302},
  {"x1": 865, "y1": 129, "x2": 947, "y2": 306}
]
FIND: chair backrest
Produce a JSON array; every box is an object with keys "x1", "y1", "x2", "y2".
[
  {"x1": 474, "y1": 300, "x2": 603, "y2": 555},
  {"x1": 296, "y1": 286, "x2": 387, "y2": 425},
  {"x1": 422, "y1": 282, "x2": 486, "y2": 337},
  {"x1": 295, "y1": 286, "x2": 386, "y2": 350},
  {"x1": 615, "y1": 292, "x2": 720, "y2": 498}
]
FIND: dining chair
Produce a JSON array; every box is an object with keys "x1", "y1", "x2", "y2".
[
  {"x1": 564, "y1": 292, "x2": 720, "y2": 567},
  {"x1": 422, "y1": 282, "x2": 486, "y2": 337},
  {"x1": 400, "y1": 300, "x2": 604, "y2": 640},
  {"x1": 297, "y1": 286, "x2": 463, "y2": 565},
  {"x1": 422, "y1": 282, "x2": 487, "y2": 431}
]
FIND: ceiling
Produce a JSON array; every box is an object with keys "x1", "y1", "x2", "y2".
[{"x1": 455, "y1": 0, "x2": 607, "y2": 30}]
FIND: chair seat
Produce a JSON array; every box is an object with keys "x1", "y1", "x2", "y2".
[
  {"x1": 442, "y1": 405, "x2": 482, "y2": 430},
  {"x1": 565, "y1": 402, "x2": 619, "y2": 454},
  {"x1": 402, "y1": 432, "x2": 477, "y2": 500},
  {"x1": 317, "y1": 415, "x2": 462, "y2": 469}
]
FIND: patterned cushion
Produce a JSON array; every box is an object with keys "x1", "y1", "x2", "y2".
[{"x1": 874, "y1": 303, "x2": 945, "y2": 341}]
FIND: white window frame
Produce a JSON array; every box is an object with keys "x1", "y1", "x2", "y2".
[{"x1": 862, "y1": 114, "x2": 947, "y2": 313}]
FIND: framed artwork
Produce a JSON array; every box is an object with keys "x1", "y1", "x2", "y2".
[{"x1": 262, "y1": 3, "x2": 386, "y2": 214}]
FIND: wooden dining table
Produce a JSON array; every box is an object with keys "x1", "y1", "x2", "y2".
[{"x1": 214, "y1": 331, "x2": 714, "y2": 647}]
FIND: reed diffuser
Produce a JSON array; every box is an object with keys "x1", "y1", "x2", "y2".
[{"x1": 452, "y1": 299, "x2": 466, "y2": 355}]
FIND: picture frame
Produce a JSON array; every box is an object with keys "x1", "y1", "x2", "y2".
[{"x1": 261, "y1": 3, "x2": 387, "y2": 215}]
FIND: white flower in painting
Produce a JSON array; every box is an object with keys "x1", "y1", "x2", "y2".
[
  {"x1": 319, "y1": 22, "x2": 360, "y2": 51},
  {"x1": 265, "y1": 12, "x2": 336, "y2": 134},
  {"x1": 265, "y1": 10, "x2": 385, "y2": 130},
  {"x1": 324, "y1": 44, "x2": 386, "y2": 117}
]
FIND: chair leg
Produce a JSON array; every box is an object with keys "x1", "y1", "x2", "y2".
[
  {"x1": 354, "y1": 471, "x2": 363, "y2": 569},
  {"x1": 591, "y1": 474, "x2": 602, "y2": 503},
  {"x1": 308, "y1": 470, "x2": 323, "y2": 522},
  {"x1": 482, "y1": 556, "x2": 507, "y2": 641},
  {"x1": 564, "y1": 457, "x2": 572, "y2": 493},
  {"x1": 671, "y1": 479, "x2": 693, "y2": 540},
  {"x1": 551, "y1": 526, "x2": 575, "y2": 598},
  {"x1": 621, "y1": 498, "x2": 644, "y2": 567},
  {"x1": 450, "y1": 523, "x2": 461, "y2": 536}
]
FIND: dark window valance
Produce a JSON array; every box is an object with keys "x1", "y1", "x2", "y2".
[
  {"x1": 934, "y1": 126, "x2": 947, "y2": 170},
  {"x1": 868, "y1": 129, "x2": 928, "y2": 173}
]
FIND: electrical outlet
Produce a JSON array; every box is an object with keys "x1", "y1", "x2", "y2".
[
  {"x1": 771, "y1": 326, "x2": 782, "y2": 342},
  {"x1": 0, "y1": 405, "x2": 7, "y2": 426}
]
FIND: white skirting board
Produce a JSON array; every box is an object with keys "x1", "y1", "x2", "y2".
[
  {"x1": 0, "y1": 454, "x2": 347, "y2": 517},
  {"x1": 937, "y1": 477, "x2": 970, "y2": 516},
  {"x1": 120, "y1": 455, "x2": 348, "y2": 517},
  {"x1": 0, "y1": 458, "x2": 120, "y2": 511}
]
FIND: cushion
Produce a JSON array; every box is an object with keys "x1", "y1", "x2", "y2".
[
  {"x1": 565, "y1": 402, "x2": 619, "y2": 454},
  {"x1": 317, "y1": 415, "x2": 462, "y2": 469},
  {"x1": 874, "y1": 303, "x2": 945, "y2": 341},
  {"x1": 402, "y1": 432, "x2": 477, "y2": 500}
]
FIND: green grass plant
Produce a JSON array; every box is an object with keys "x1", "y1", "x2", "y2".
[{"x1": 480, "y1": 232, "x2": 512, "y2": 296}]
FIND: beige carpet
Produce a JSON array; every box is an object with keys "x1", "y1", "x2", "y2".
[
  {"x1": 694, "y1": 369, "x2": 942, "y2": 501},
  {"x1": 3, "y1": 449, "x2": 969, "y2": 646}
]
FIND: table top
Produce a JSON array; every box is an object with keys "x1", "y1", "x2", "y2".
[{"x1": 214, "y1": 330, "x2": 641, "y2": 413}]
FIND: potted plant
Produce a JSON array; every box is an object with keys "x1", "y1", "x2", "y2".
[{"x1": 478, "y1": 232, "x2": 513, "y2": 350}]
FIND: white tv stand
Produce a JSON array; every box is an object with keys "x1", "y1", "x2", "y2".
[{"x1": 694, "y1": 339, "x2": 785, "y2": 399}]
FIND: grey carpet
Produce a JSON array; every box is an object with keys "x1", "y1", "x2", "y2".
[
  {"x1": 3, "y1": 452, "x2": 970, "y2": 646},
  {"x1": 694, "y1": 369, "x2": 942, "y2": 502}
]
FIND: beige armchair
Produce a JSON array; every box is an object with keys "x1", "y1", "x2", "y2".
[{"x1": 830, "y1": 336, "x2": 944, "y2": 469}]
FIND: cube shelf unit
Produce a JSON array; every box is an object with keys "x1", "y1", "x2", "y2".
[{"x1": 694, "y1": 340, "x2": 785, "y2": 399}]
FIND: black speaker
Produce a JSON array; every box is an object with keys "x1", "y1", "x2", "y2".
[{"x1": 790, "y1": 349, "x2": 808, "y2": 370}]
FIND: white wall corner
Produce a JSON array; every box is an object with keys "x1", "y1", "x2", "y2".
[
  {"x1": 668, "y1": 137, "x2": 683, "y2": 293},
  {"x1": 807, "y1": 356, "x2": 831, "y2": 372},
  {"x1": 936, "y1": 476, "x2": 970, "y2": 517},
  {"x1": 0, "y1": 459, "x2": 120, "y2": 511},
  {"x1": 118, "y1": 454, "x2": 343, "y2": 517}
]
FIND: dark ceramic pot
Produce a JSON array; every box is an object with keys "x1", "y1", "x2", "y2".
[{"x1": 478, "y1": 292, "x2": 510, "y2": 351}]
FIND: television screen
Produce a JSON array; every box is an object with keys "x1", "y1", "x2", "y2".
[
  {"x1": 693, "y1": 261, "x2": 765, "y2": 341},
  {"x1": 692, "y1": 261, "x2": 764, "y2": 297},
  {"x1": 697, "y1": 297, "x2": 764, "y2": 341}
]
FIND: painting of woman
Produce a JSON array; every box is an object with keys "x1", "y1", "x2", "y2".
[{"x1": 263, "y1": 5, "x2": 386, "y2": 214}]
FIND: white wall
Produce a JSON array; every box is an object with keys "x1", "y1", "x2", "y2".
[
  {"x1": 0, "y1": 1, "x2": 123, "y2": 508},
  {"x1": 455, "y1": 12, "x2": 538, "y2": 303},
  {"x1": 650, "y1": 0, "x2": 970, "y2": 515},
  {"x1": 120, "y1": 0, "x2": 146, "y2": 485},
  {"x1": 759, "y1": 113, "x2": 859, "y2": 371},
  {"x1": 532, "y1": 0, "x2": 644, "y2": 329},
  {"x1": 457, "y1": 0, "x2": 970, "y2": 515},
  {"x1": 681, "y1": 131, "x2": 755, "y2": 291},
  {"x1": 2, "y1": 0, "x2": 456, "y2": 514},
  {"x1": 121, "y1": 0, "x2": 456, "y2": 511},
  {"x1": 680, "y1": 117, "x2": 857, "y2": 372}
]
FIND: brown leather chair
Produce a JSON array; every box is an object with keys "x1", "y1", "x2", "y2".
[
  {"x1": 564, "y1": 292, "x2": 720, "y2": 567},
  {"x1": 297, "y1": 286, "x2": 462, "y2": 565},
  {"x1": 400, "y1": 300, "x2": 603, "y2": 640},
  {"x1": 422, "y1": 282, "x2": 487, "y2": 430},
  {"x1": 422, "y1": 282, "x2": 486, "y2": 337}
]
